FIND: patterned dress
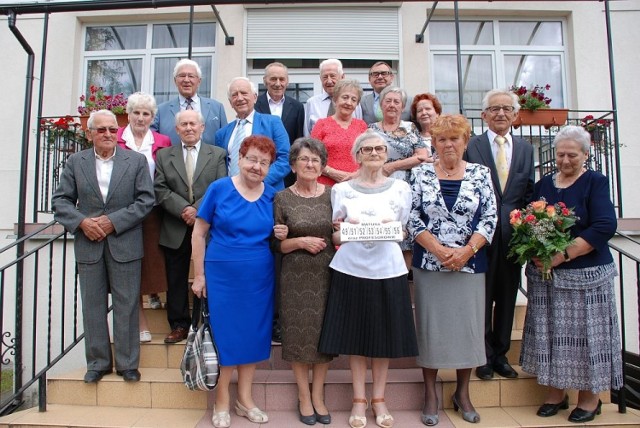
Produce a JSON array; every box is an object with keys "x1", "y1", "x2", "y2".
[
  {"x1": 273, "y1": 187, "x2": 335, "y2": 363},
  {"x1": 368, "y1": 120, "x2": 425, "y2": 183}
]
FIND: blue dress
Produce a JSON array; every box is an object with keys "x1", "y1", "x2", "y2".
[{"x1": 197, "y1": 177, "x2": 275, "y2": 366}]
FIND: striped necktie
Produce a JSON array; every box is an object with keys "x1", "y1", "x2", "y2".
[
  {"x1": 495, "y1": 135, "x2": 509, "y2": 191},
  {"x1": 228, "y1": 119, "x2": 247, "y2": 176},
  {"x1": 185, "y1": 98, "x2": 194, "y2": 110}
]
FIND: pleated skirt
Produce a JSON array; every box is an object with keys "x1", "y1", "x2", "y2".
[
  {"x1": 318, "y1": 270, "x2": 418, "y2": 358},
  {"x1": 413, "y1": 269, "x2": 486, "y2": 369}
]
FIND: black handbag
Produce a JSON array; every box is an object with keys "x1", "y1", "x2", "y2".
[{"x1": 180, "y1": 297, "x2": 220, "y2": 391}]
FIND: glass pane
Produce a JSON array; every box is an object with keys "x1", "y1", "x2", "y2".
[
  {"x1": 153, "y1": 57, "x2": 212, "y2": 104},
  {"x1": 152, "y1": 23, "x2": 216, "y2": 48},
  {"x1": 85, "y1": 59, "x2": 142, "y2": 96},
  {"x1": 85, "y1": 26, "x2": 146, "y2": 51},
  {"x1": 504, "y1": 55, "x2": 564, "y2": 107},
  {"x1": 257, "y1": 83, "x2": 314, "y2": 104},
  {"x1": 429, "y1": 21, "x2": 494, "y2": 45},
  {"x1": 433, "y1": 54, "x2": 493, "y2": 113},
  {"x1": 500, "y1": 22, "x2": 563, "y2": 46}
]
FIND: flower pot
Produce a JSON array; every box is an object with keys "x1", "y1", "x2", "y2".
[
  {"x1": 79, "y1": 113, "x2": 129, "y2": 130},
  {"x1": 512, "y1": 108, "x2": 569, "y2": 129}
]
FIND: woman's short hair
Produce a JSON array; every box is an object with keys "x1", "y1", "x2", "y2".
[
  {"x1": 410, "y1": 93, "x2": 443, "y2": 120},
  {"x1": 553, "y1": 125, "x2": 591, "y2": 152},
  {"x1": 430, "y1": 114, "x2": 472, "y2": 143},
  {"x1": 332, "y1": 79, "x2": 363, "y2": 103},
  {"x1": 126, "y1": 92, "x2": 158, "y2": 116},
  {"x1": 87, "y1": 110, "x2": 116, "y2": 129},
  {"x1": 481, "y1": 89, "x2": 520, "y2": 113},
  {"x1": 351, "y1": 129, "x2": 387, "y2": 162},
  {"x1": 239, "y1": 135, "x2": 277, "y2": 164},
  {"x1": 379, "y1": 86, "x2": 407, "y2": 108},
  {"x1": 289, "y1": 137, "x2": 328, "y2": 168}
]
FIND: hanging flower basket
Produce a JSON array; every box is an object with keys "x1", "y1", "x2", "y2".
[
  {"x1": 512, "y1": 109, "x2": 569, "y2": 129},
  {"x1": 79, "y1": 113, "x2": 129, "y2": 131}
]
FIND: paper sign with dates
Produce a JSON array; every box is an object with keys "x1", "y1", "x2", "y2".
[{"x1": 339, "y1": 221, "x2": 404, "y2": 242}]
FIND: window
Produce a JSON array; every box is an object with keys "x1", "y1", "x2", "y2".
[
  {"x1": 429, "y1": 20, "x2": 566, "y2": 114},
  {"x1": 82, "y1": 22, "x2": 217, "y2": 104}
]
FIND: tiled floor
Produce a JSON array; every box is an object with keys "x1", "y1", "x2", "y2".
[{"x1": 1, "y1": 404, "x2": 639, "y2": 428}]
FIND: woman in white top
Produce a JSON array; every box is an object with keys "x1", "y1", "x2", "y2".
[{"x1": 318, "y1": 130, "x2": 418, "y2": 428}]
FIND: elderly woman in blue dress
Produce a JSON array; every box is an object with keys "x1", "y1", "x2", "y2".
[
  {"x1": 408, "y1": 114, "x2": 497, "y2": 426},
  {"x1": 520, "y1": 125, "x2": 622, "y2": 423}
]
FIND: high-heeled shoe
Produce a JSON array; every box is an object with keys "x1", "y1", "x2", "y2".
[
  {"x1": 313, "y1": 406, "x2": 332, "y2": 425},
  {"x1": 451, "y1": 394, "x2": 480, "y2": 423},
  {"x1": 421, "y1": 399, "x2": 439, "y2": 426},
  {"x1": 537, "y1": 394, "x2": 569, "y2": 417},
  {"x1": 568, "y1": 399, "x2": 602, "y2": 423},
  {"x1": 371, "y1": 398, "x2": 394, "y2": 428},
  {"x1": 234, "y1": 400, "x2": 268, "y2": 423},
  {"x1": 298, "y1": 401, "x2": 317, "y2": 425},
  {"x1": 211, "y1": 406, "x2": 231, "y2": 428},
  {"x1": 349, "y1": 398, "x2": 368, "y2": 428}
]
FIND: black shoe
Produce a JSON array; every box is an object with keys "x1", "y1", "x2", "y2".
[
  {"x1": 568, "y1": 400, "x2": 601, "y2": 423},
  {"x1": 271, "y1": 321, "x2": 282, "y2": 344},
  {"x1": 314, "y1": 409, "x2": 331, "y2": 425},
  {"x1": 298, "y1": 402, "x2": 316, "y2": 425},
  {"x1": 493, "y1": 362, "x2": 518, "y2": 378},
  {"x1": 475, "y1": 364, "x2": 494, "y2": 380},
  {"x1": 116, "y1": 369, "x2": 141, "y2": 382},
  {"x1": 84, "y1": 369, "x2": 112, "y2": 383},
  {"x1": 537, "y1": 395, "x2": 569, "y2": 417}
]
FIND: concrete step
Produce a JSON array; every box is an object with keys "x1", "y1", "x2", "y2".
[{"x1": 2, "y1": 403, "x2": 640, "y2": 428}]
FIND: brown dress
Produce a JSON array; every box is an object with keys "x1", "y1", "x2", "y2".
[
  {"x1": 139, "y1": 206, "x2": 168, "y2": 295},
  {"x1": 273, "y1": 187, "x2": 335, "y2": 363}
]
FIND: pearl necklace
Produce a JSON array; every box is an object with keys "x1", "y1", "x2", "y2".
[
  {"x1": 291, "y1": 182, "x2": 319, "y2": 198},
  {"x1": 437, "y1": 161, "x2": 464, "y2": 177}
]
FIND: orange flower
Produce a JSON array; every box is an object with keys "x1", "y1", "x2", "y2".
[{"x1": 531, "y1": 200, "x2": 547, "y2": 213}]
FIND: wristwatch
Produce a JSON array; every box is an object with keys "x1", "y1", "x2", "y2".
[{"x1": 563, "y1": 249, "x2": 571, "y2": 262}]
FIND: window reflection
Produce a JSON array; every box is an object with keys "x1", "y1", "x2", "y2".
[
  {"x1": 433, "y1": 54, "x2": 493, "y2": 114},
  {"x1": 500, "y1": 22, "x2": 563, "y2": 46},
  {"x1": 85, "y1": 59, "x2": 142, "y2": 96},
  {"x1": 85, "y1": 26, "x2": 146, "y2": 50},
  {"x1": 429, "y1": 21, "x2": 494, "y2": 45},
  {"x1": 505, "y1": 55, "x2": 564, "y2": 107},
  {"x1": 152, "y1": 23, "x2": 216, "y2": 48}
]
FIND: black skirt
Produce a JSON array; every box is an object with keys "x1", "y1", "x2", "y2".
[{"x1": 318, "y1": 270, "x2": 418, "y2": 358}]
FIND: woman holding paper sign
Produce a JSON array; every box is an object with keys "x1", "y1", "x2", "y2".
[
  {"x1": 318, "y1": 130, "x2": 418, "y2": 428},
  {"x1": 408, "y1": 114, "x2": 497, "y2": 425}
]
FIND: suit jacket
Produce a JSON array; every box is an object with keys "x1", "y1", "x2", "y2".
[
  {"x1": 154, "y1": 143, "x2": 227, "y2": 249},
  {"x1": 361, "y1": 91, "x2": 412, "y2": 125},
  {"x1": 465, "y1": 131, "x2": 534, "y2": 247},
  {"x1": 151, "y1": 96, "x2": 228, "y2": 146},
  {"x1": 52, "y1": 148, "x2": 155, "y2": 264},
  {"x1": 215, "y1": 111, "x2": 290, "y2": 191}
]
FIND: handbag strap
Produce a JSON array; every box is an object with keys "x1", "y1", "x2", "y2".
[{"x1": 190, "y1": 296, "x2": 211, "y2": 329}]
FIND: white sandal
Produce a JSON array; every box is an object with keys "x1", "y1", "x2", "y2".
[
  {"x1": 212, "y1": 406, "x2": 231, "y2": 428},
  {"x1": 235, "y1": 400, "x2": 268, "y2": 423}
]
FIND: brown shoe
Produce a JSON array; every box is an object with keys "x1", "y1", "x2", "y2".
[{"x1": 164, "y1": 326, "x2": 188, "y2": 343}]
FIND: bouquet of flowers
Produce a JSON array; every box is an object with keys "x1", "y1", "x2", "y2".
[{"x1": 508, "y1": 198, "x2": 578, "y2": 279}]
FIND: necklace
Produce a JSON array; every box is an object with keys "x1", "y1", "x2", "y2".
[
  {"x1": 291, "y1": 181, "x2": 319, "y2": 198},
  {"x1": 380, "y1": 121, "x2": 399, "y2": 134},
  {"x1": 437, "y1": 161, "x2": 464, "y2": 177}
]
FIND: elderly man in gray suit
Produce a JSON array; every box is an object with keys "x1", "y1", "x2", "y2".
[
  {"x1": 53, "y1": 110, "x2": 155, "y2": 383},
  {"x1": 155, "y1": 109, "x2": 227, "y2": 344},
  {"x1": 151, "y1": 58, "x2": 227, "y2": 145},
  {"x1": 361, "y1": 61, "x2": 411, "y2": 124}
]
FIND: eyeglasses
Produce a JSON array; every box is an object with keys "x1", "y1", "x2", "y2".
[
  {"x1": 369, "y1": 71, "x2": 392, "y2": 78},
  {"x1": 486, "y1": 105, "x2": 515, "y2": 114},
  {"x1": 359, "y1": 145, "x2": 388, "y2": 155},
  {"x1": 91, "y1": 127, "x2": 119, "y2": 134},
  {"x1": 243, "y1": 156, "x2": 271, "y2": 168},
  {"x1": 296, "y1": 156, "x2": 322, "y2": 165},
  {"x1": 176, "y1": 73, "x2": 199, "y2": 80}
]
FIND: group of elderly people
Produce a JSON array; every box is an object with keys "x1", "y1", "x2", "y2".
[{"x1": 53, "y1": 56, "x2": 622, "y2": 428}]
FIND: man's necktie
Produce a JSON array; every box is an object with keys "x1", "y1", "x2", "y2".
[
  {"x1": 495, "y1": 135, "x2": 509, "y2": 191},
  {"x1": 185, "y1": 146, "x2": 195, "y2": 203},
  {"x1": 327, "y1": 97, "x2": 335, "y2": 117},
  {"x1": 228, "y1": 119, "x2": 247, "y2": 176},
  {"x1": 185, "y1": 98, "x2": 194, "y2": 110},
  {"x1": 374, "y1": 94, "x2": 383, "y2": 121}
]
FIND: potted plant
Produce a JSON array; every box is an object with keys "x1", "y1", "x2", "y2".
[
  {"x1": 40, "y1": 115, "x2": 91, "y2": 154},
  {"x1": 77, "y1": 85, "x2": 129, "y2": 129},
  {"x1": 581, "y1": 114, "x2": 612, "y2": 145},
  {"x1": 510, "y1": 84, "x2": 568, "y2": 129}
]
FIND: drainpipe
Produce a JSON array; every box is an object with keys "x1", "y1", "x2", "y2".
[{"x1": 7, "y1": 8, "x2": 36, "y2": 411}]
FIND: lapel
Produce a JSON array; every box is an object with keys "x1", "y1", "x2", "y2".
[
  {"x1": 169, "y1": 144, "x2": 190, "y2": 187},
  {"x1": 79, "y1": 150, "x2": 103, "y2": 202},
  {"x1": 504, "y1": 136, "x2": 523, "y2": 194},
  {"x1": 280, "y1": 96, "x2": 292, "y2": 123},
  {"x1": 192, "y1": 144, "x2": 210, "y2": 184},
  {"x1": 200, "y1": 97, "x2": 211, "y2": 123},
  {"x1": 477, "y1": 132, "x2": 503, "y2": 197},
  {"x1": 105, "y1": 149, "x2": 129, "y2": 205},
  {"x1": 168, "y1": 99, "x2": 180, "y2": 122},
  {"x1": 252, "y1": 111, "x2": 263, "y2": 135}
]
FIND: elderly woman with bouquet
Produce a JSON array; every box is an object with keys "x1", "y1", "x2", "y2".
[{"x1": 517, "y1": 125, "x2": 622, "y2": 423}]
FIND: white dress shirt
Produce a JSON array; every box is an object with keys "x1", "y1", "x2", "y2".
[
  {"x1": 267, "y1": 93, "x2": 285, "y2": 118},
  {"x1": 95, "y1": 147, "x2": 116, "y2": 203}
]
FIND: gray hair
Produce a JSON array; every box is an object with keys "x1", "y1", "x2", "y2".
[
  {"x1": 173, "y1": 59, "x2": 202, "y2": 79},
  {"x1": 482, "y1": 89, "x2": 520, "y2": 113},
  {"x1": 553, "y1": 125, "x2": 591, "y2": 152},
  {"x1": 126, "y1": 92, "x2": 158, "y2": 116},
  {"x1": 289, "y1": 137, "x2": 328, "y2": 168},
  {"x1": 351, "y1": 129, "x2": 387, "y2": 163},
  {"x1": 174, "y1": 109, "x2": 205, "y2": 126},
  {"x1": 227, "y1": 77, "x2": 258, "y2": 98},
  {"x1": 379, "y1": 86, "x2": 407, "y2": 108},
  {"x1": 87, "y1": 110, "x2": 117, "y2": 129},
  {"x1": 319, "y1": 58, "x2": 343, "y2": 76},
  {"x1": 332, "y1": 78, "x2": 363, "y2": 103},
  {"x1": 265, "y1": 62, "x2": 288, "y2": 75}
]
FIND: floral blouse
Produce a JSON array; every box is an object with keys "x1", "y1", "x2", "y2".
[
  {"x1": 368, "y1": 120, "x2": 425, "y2": 183},
  {"x1": 408, "y1": 162, "x2": 497, "y2": 273}
]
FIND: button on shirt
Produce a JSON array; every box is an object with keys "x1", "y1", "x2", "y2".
[
  {"x1": 487, "y1": 130, "x2": 513, "y2": 167},
  {"x1": 179, "y1": 94, "x2": 200, "y2": 112},
  {"x1": 267, "y1": 93, "x2": 285, "y2": 118},
  {"x1": 95, "y1": 147, "x2": 116, "y2": 203}
]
